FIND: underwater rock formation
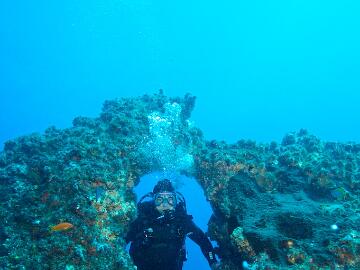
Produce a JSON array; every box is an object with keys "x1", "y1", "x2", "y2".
[
  {"x1": 0, "y1": 92, "x2": 359, "y2": 269},
  {"x1": 194, "y1": 130, "x2": 360, "y2": 269}
]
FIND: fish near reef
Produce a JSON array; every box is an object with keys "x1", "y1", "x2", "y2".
[{"x1": 50, "y1": 222, "x2": 74, "y2": 232}]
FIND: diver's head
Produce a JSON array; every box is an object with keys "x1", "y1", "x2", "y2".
[{"x1": 153, "y1": 179, "x2": 177, "y2": 214}]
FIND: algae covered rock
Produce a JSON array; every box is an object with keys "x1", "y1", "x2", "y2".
[
  {"x1": 1, "y1": 93, "x2": 359, "y2": 270},
  {"x1": 194, "y1": 129, "x2": 360, "y2": 269},
  {"x1": 0, "y1": 92, "x2": 197, "y2": 269}
]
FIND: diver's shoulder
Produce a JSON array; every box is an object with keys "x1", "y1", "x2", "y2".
[
  {"x1": 137, "y1": 201, "x2": 158, "y2": 218},
  {"x1": 138, "y1": 201, "x2": 154, "y2": 212}
]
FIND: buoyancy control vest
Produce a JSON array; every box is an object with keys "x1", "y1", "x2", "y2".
[{"x1": 129, "y1": 192, "x2": 190, "y2": 268}]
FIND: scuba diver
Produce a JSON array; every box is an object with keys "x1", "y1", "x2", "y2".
[{"x1": 126, "y1": 179, "x2": 218, "y2": 270}]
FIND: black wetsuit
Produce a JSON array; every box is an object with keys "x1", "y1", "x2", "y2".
[{"x1": 126, "y1": 201, "x2": 217, "y2": 270}]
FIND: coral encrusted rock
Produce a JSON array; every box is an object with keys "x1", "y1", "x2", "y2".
[{"x1": 0, "y1": 93, "x2": 359, "y2": 270}]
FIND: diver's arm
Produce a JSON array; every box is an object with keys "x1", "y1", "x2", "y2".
[
  {"x1": 125, "y1": 217, "x2": 142, "y2": 244},
  {"x1": 125, "y1": 202, "x2": 153, "y2": 244},
  {"x1": 186, "y1": 218, "x2": 217, "y2": 266}
]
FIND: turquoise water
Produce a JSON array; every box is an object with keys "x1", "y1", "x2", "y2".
[
  {"x1": 0, "y1": 1, "x2": 359, "y2": 269},
  {"x1": 1, "y1": 1, "x2": 359, "y2": 148}
]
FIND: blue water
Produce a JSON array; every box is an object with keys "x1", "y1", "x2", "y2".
[
  {"x1": 1, "y1": 1, "x2": 360, "y2": 269},
  {"x1": 1, "y1": 1, "x2": 360, "y2": 149}
]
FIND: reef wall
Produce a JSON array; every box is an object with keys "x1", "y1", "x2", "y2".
[
  {"x1": 0, "y1": 92, "x2": 359, "y2": 269},
  {"x1": 193, "y1": 131, "x2": 360, "y2": 269}
]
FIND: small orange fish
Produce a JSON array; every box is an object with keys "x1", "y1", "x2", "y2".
[{"x1": 50, "y1": 222, "x2": 74, "y2": 232}]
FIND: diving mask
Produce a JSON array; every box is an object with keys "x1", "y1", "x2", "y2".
[{"x1": 154, "y1": 192, "x2": 177, "y2": 207}]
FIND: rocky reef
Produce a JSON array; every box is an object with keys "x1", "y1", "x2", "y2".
[
  {"x1": 0, "y1": 91, "x2": 359, "y2": 269},
  {"x1": 195, "y1": 131, "x2": 360, "y2": 269}
]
